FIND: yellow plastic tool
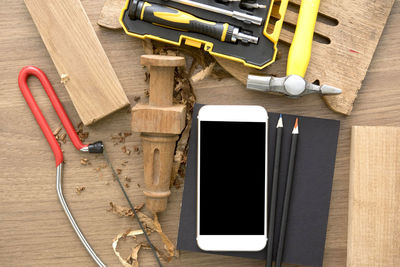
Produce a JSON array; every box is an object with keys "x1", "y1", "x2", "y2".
[{"x1": 286, "y1": 0, "x2": 320, "y2": 77}]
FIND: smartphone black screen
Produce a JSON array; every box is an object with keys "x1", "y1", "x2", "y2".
[{"x1": 199, "y1": 121, "x2": 266, "y2": 235}]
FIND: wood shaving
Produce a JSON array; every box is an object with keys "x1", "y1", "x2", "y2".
[
  {"x1": 60, "y1": 133, "x2": 67, "y2": 143},
  {"x1": 76, "y1": 122, "x2": 89, "y2": 142},
  {"x1": 133, "y1": 145, "x2": 140, "y2": 154},
  {"x1": 80, "y1": 158, "x2": 89, "y2": 165},
  {"x1": 112, "y1": 229, "x2": 144, "y2": 267},
  {"x1": 108, "y1": 202, "x2": 144, "y2": 217},
  {"x1": 60, "y1": 74, "x2": 70, "y2": 84},
  {"x1": 108, "y1": 203, "x2": 175, "y2": 260},
  {"x1": 133, "y1": 96, "x2": 141, "y2": 102},
  {"x1": 112, "y1": 133, "x2": 126, "y2": 144},
  {"x1": 154, "y1": 213, "x2": 176, "y2": 258},
  {"x1": 53, "y1": 127, "x2": 62, "y2": 136},
  {"x1": 117, "y1": 169, "x2": 122, "y2": 175},
  {"x1": 122, "y1": 146, "x2": 131, "y2": 155},
  {"x1": 125, "y1": 183, "x2": 130, "y2": 188},
  {"x1": 75, "y1": 186, "x2": 86, "y2": 194},
  {"x1": 190, "y1": 61, "x2": 216, "y2": 83}
]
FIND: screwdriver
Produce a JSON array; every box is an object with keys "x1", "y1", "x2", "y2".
[{"x1": 128, "y1": 0, "x2": 259, "y2": 44}]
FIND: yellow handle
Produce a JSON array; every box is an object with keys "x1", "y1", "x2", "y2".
[
  {"x1": 263, "y1": 0, "x2": 290, "y2": 45},
  {"x1": 286, "y1": 0, "x2": 320, "y2": 77}
]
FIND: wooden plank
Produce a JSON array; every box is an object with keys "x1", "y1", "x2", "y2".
[
  {"x1": 348, "y1": 126, "x2": 400, "y2": 267},
  {"x1": 24, "y1": 0, "x2": 130, "y2": 125}
]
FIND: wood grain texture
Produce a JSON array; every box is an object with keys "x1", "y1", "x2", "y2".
[
  {"x1": 132, "y1": 104, "x2": 186, "y2": 134},
  {"x1": 1, "y1": 0, "x2": 400, "y2": 266},
  {"x1": 347, "y1": 126, "x2": 400, "y2": 267},
  {"x1": 24, "y1": 0, "x2": 130, "y2": 125},
  {"x1": 98, "y1": 0, "x2": 126, "y2": 29}
]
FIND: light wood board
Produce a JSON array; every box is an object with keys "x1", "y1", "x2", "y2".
[
  {"x1": 347, "y1": 126, "x2": 400, "y2": 267},
  {"x1": 98, "y1": 0, "x2": 394, "y2": 115},
  {"x1": 25, "y1": 0, "x2": 130, "y2": 125},
  {"x1": 1, "y1": 0, "x2": 400, "y2": 266}
]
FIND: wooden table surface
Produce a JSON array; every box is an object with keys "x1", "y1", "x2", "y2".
[{"x1": 1, "y1": 1, "x2": 399, "y2": 266}]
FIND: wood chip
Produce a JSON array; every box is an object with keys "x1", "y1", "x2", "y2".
[
  {"x1": 75, "y1": 186, "x2": 86, "y2": 194},
  {"x1": 80, "y1": 158, "x2": 89, "y2": 165},
  {"x1": 124, "y1": 132, "x2": 132, "y2": 137},
  {"x1": 60, "y1": 73, "x2": 70, "y2": 84},
  {"x1": 121, "y1": 146, "x2": 131, "y2": 155},
  {"x1": 60, "y1": 133, "x2": 67, "y2": 143},
  {"x1": 53, "y1": 127, "x2": 62, "y2": 136}
]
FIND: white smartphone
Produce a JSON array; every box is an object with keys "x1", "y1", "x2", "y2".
[{"x1": 196, "y1": 105, "x2": 268, "y2": 251}]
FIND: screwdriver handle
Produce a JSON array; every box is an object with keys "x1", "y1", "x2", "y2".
[
  {"x1": 286, "y1": 0, "x2": 320, "y2": 77},
  {"x1": 134, "y1": 1, "x2": 234, "y2": 42}
]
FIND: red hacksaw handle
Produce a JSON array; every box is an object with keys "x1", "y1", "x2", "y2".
[{"x1": 18, "y1": 66, "x2": 87, "y2": 166}]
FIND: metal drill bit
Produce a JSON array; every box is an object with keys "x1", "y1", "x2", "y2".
[
  {"x1": 240, "y1": 2, "x2": 267, "y2": 9},
  {"x1": 169, "y1": 0, "x2": 263, "y2": 25},
  {"x1": 232, "y1": 27, "x2": 259, "y2": 44}
]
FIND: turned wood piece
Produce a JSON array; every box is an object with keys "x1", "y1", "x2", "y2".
[{"x1": 132, "y1": 55, "x2": 186, "y2": 212}]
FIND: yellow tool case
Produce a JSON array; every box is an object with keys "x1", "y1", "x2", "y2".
[{"x1": 120, "y1": 0, "x2": 288, "y2": 69}]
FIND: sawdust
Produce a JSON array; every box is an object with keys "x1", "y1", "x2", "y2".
[
  {"x1": 76, "y1": 122, "x2": 89, "y2": 142},
  {"x1": 75, "y1": 186, "x2": 86, "y2": 194},
  {"x1": 53, "y1": 126, "x2": 62, "y2": 136},
  {"x1": 121, "y1": 146, "x2": 131, "y2": 155}
]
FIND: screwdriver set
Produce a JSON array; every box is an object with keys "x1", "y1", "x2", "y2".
[{"x1": 120, "y1": 0, "x2": 288, "y2": 69}]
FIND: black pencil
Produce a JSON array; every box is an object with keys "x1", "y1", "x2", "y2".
[
  {"x1": 266, "y1": 114, "x2": 283, "y2": 267},
  {"x1": 275, "y1": 118, "x2": 299, "y2": 267}
]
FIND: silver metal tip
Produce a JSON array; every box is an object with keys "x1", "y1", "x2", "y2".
[{"x1": 320, "y1": 85, "x2": 342, "y2": 95}]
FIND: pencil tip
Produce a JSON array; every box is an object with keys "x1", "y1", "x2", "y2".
[
  {"x1": 277, "y1": 114, "x2": 283, "y2": 128},
  {"x1": 292, "y1": 118, "x2": 299, "y2": 134}
]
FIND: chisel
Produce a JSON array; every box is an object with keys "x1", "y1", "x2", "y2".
[{"x1": 128, "y1": 0, "x2": 259, "y2": 44}]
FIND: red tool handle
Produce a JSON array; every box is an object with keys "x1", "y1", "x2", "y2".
[{"x1": 18, "y1": 66, "x2": 87, "y2": 166}]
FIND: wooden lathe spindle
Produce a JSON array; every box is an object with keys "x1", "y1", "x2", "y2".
[{"x1": 132, "y1": 55, "x2": 186, "y2": 213}]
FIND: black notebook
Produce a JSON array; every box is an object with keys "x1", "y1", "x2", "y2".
[{"x1": 177, "y1": 104, "x2": 340, "y2": 267}]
